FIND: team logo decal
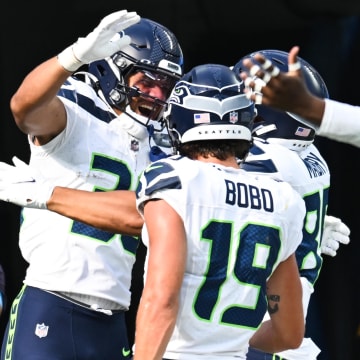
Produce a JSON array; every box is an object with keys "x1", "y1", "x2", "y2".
[{"x1": 35, "y1": 323, "x2": 49, "y2": 338}]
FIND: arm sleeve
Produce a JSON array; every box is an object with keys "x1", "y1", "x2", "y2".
[{"x1": 317, "y1": 99, "x2": 360, "y2": 148}]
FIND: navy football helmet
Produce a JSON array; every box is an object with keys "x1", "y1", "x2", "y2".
[
  {"x1": 233, "y1": 50, "x2": 329, "y2": 150},
  {"x1": 87, "y1": 18, "x2": 184, "y2": 121},
  {"x1": 164, "y1": 64, "x2": 256, "y2": 149}
]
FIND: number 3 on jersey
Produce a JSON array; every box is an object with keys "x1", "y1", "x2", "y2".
[{"x1": 70, "y1": 153, "x2": 138, "y2": 254}]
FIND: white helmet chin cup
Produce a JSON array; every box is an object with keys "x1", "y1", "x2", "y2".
[
  {"x1": 125, "y1": 105, "x2": 149, "y2": 126},
  {"x1": 116, "y1": 106, "x2": 149, "y2": 140}
]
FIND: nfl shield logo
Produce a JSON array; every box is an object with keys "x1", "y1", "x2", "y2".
[
  {"x1": 229, "y1": 111, "x2": 238, "y2": 124},
  {"x1": 35, "y1": 323, "x2": 49, "y2": 338},
  {"x1": 130, "y1": 139, "x2": 139, "y2": 151}
]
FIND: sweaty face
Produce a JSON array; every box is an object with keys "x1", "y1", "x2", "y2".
[{"x1": 127, "y1": 70, "x2": 176, "y2": 120}]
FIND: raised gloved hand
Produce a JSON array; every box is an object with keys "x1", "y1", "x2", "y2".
[
  {"x1": 321, "y1": 215, "x2": 351, "y2": 257},
  {"x1": 0, "y1": 157, "x2": 54, "y2": 209},
  {"x1": 57, "y1": 10, "x2": 140, "y2": 72}
]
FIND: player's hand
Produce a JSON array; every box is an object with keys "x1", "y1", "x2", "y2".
[
  {"x1": 321, "y1": 215, "x2": 351, "y2": 257},
  {"x1": 57, "y1": 10, "x2": 140, "y2": 72},
  {"x1": 0, "y1": 157, "x2": 54, "y2": 209}
]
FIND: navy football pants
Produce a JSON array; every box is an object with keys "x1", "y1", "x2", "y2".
[{"x1": 1, "y1": 285, "x2": 131, "y2": 359}]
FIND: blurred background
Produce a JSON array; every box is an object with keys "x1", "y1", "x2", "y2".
[{"x1": 1, "y1": 1, "x2": 360, "y2": 359}]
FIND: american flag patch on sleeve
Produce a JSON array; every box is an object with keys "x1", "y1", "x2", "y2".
[{"x1": 295, "y1": 127, "x2": 311, "y2": 137}]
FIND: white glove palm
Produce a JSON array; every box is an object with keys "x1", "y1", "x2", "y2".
[
  {"x1": 58, "y1": 10, "x2": 140, "y2": 72},
  {"x1": 321, "y1": 215, "x2": 350, "y2": 257},
  {"x1": 0, "y1": 157, "x2": 54, "y2": 209}
]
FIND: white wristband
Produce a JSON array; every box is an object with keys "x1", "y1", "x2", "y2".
[{"x1": 57, "y1": 45, "x2": 84, "y2": 72}]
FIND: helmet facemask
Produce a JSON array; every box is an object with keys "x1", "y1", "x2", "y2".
[{"x1": 103, "y1": 54, "x2": 180, "y2": 127}]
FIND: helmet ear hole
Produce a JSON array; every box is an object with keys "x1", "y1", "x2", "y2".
[{"x1": 96, "y1": 63, "x2": 108, "y2": 77}]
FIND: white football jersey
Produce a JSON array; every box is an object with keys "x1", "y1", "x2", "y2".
[
  {"x1": 136, "y1": 155, "x2": 305, "y2": 359},
  {"x1": 242, "y1": 137, "x2": 330, "y2": 359},
  {"x1": 243, "y1": 138, "x2": 330, "y2": 287},
  {"x1": 19, "y1": 76, "x2": 151, "y2": 308}
]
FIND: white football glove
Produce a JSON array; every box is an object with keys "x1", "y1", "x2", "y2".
[
  {"x1": 321, "y1": 215, "x2": 351, "y2": 257},
  {"x1": 57, "y1": 10, "x2": 140, "y2": 72},
  {"x1": 0, "y1": 157, "x2": 54, "y2": 209}
]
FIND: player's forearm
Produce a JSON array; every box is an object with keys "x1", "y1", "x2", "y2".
[
  {"x1": 250, "y1": 255, "x2": 304, "y2": 352},
  {"x1": 133, "y1": 296, "x2": 178, "y2": 360},
  {"x1": 296, "y1": 96, "x2": 325, "y2": 128},
  {"x1": 249, "y1": 320, "x2": 279, "y2": 352},
  {"x1": 47, "y1": 187, "x2": 143, "y2": 236},
  {"x1": 249, "y1": 319, "x2": 302, "y2": 353}
]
